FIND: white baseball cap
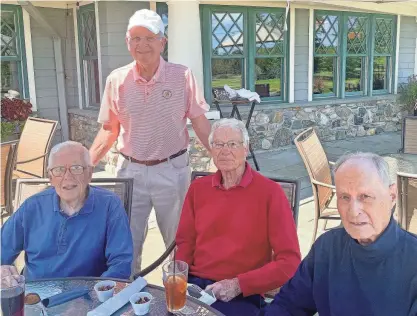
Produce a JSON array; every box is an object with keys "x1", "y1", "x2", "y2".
[{"x1": 127, "y1": 9, "x2": 165, "y2": 35}]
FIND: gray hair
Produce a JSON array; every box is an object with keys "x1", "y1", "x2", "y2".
[
  {"x1": 334, "y1": 152, "x2": 392, "y2": 187},
  {"x1": 208, "y1": 118, "x2": 250, "y2": 149},
  {"x1": 48, "y1": 141, "x2": 91, "y2": 169}
]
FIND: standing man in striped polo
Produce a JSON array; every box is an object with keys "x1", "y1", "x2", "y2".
[{"x1": 89, "y1": 9, "x2": 211, "y2": 275}]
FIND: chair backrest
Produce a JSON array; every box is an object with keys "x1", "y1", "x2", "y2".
[
  {"x1": 402, "y1": 116, "x2": 417, "y2": 154},
  {"x1": 14, "y1": 178, "x2": 133, "y2": 222},
  {"x1": 294, "y1": 128, "x2": 333, "y2": 213},
  {"x1": 190, "y1": 171, "x2": 300, "y2": 225},
  {"x1": 15, "y1": 117, "x2": 57, "y2": 178},
  {"x1": 397, "y1": 172, "x2": 417, "y2": 234},
  {"x1": 1, "y1": 141, "x2": 18, "y2": 210}
]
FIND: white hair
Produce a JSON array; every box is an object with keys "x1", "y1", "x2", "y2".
[
  {"x1": 48, "y1": 141, "x2": 91, "y2": 169},
  {"x1": 334, "y1": 152, "x2": 392, "y2": 187},
  {"x1": 208, "y1": 118, "x2": 250, "y2": 149}
]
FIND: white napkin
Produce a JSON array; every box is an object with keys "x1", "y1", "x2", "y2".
[
  {"x1": 87, "y1": 277, "x2": 147, "y2": 316},
  {"x1": 224, "y1": 85, "x2": 261, "y2": 103}
]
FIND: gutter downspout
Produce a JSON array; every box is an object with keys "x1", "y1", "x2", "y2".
[{"x1": 18, "y1": 1, "x2": 69, "y2": 141}]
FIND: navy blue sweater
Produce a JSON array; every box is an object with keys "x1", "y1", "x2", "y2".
[{"x1": 261, "y1": 218, "x2": 417, "y2": 316}]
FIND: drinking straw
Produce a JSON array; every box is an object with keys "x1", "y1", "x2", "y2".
[{"x1": 171, "y1": 248, "x2": 177, "y2": 312}]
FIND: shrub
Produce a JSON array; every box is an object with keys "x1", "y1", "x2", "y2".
[
  {"x1": 1, "y1": 97, "x2": 32, "y2": 121},
  {"x1": 399, "y1": 75, "x2": 417, "y2": 115}
]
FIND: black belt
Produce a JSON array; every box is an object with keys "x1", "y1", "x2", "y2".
[{"x1": 121, "y1": 149, "x2": 187, "y2": 166}]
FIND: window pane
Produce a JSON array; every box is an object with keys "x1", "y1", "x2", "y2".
[
  {"x1": 157, "y1": 3, "x2": 168, "y2": 60},
  {"x1": 315, "y1": 15, "x2": 339, "y2": 55},
  {"x1": 346, "y1": 16, "x2": 368, "y2": 55},
  {"x1": 374, "y1": 18, "x2": 393, "y2": 55},
  {"x1": 1, "y1": 61, "x2": 21, "y2": 95},
  {"x1": 255, "y1": 58, "x2": 281, "y2": 97},
  {"x1": 211, "y1": 59, "x2": 243, "y2": 90},
  {"x1": 313, "y1": 57, "x2": 336, "y2": 95},
  {"x1": 255, "y1": 12, "x2": 285, "y2": 56},
  {"x1": 373, "y1": 56, "x2": 388, "y2": 91},
  {"x1": 1, "y1": 10, "x2": 18, "y2": 57},
  {"x1": 346, "y1": 57, "x2": 365, "y2": 94},
  {"x1": 212, "y1": 12, "x2": 244, "y2": 56},
  {"x1": 83, "y1": 59, "x2": 100, "y2": 106},
  {"x1": 80, "y1": 8, "x2": 97, "y2": 57}
]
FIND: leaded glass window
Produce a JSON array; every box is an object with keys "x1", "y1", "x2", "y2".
[
  {"x1": 345, "y1": 16, "x2": 369, "y2": 95},
  {"x1": 373, "y1": 17, "x2": 394, "y2": 92},
  {"x1": 314, "y1": 11, "x2": 396, "y2": 99},
  {"x1": 314, "y1": 14, "x2": 339, "y2": 96},
  {"x1": 1, "y1": 5, "x2": 28, "y2": 98},
  {"x1": 255, "y1": 12, "x2": 285, "y2": 98},
  {"x1": 156, "y1": 2, "x2": 168, "y2": 60},
  {"x1": 202, "y1": 6, "x2": 288, "y2": 103},
  {"x1": 78, "y1": 3, "x2": 100, "y2": 108}
]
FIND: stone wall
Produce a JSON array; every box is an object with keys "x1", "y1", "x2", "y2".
[
  {"x1": 68, "y1": 109, "x2": 212, "y2": 173},
  {"x1": 244, "y1": 96, "x2": 406, "y2": 150},
  {"x1": 68, "y1": 96, "x2": 406, "y2": 173}
]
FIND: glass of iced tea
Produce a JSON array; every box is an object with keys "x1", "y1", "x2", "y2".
[
  {"x1": 1, "y1": 275, "x2": 25, "y2": 316},
  {"x1": 162, "y1": 260, "x2": 188, "y2": 313}
]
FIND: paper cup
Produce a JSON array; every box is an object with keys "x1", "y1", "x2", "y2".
[
  {"x1": 94, "y1": 280, "x2": 116, "y2": 302},
  {"x1": 129, "y1": 292, "x2": 152, "y2": 315}
]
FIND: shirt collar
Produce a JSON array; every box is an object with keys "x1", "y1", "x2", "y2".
[
  {"x1": 212, "y1": 162, "x2": 253, "y2": 189},
  {"x1": 349, "y1": 216, "x2": 404, "y2": 261},
  {"x1": 132, "y1": 56, "x2": 166, "y2": 83},
  {"x1": 53, "y1": 186, "x2": 95, "y2": 216}
]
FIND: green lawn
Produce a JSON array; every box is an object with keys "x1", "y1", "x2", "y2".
[{"x1": 212, "y1": 76, "x2": 281, "y2": 94}]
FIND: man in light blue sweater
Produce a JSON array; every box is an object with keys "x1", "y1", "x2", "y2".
[
  {"x1": 260, "y1": 152, "x2": 417, "y2": 316},
  {"x1": 1, "y1": 141, "x2": 133, "y2": 280}
]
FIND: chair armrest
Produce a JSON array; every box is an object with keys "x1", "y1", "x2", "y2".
[
  {"x1": 16, "y1": 153, "x2": 47, "y2": 165},
  {"x1": 311, "y1": 179, "x2": 336, "y2": 191}
]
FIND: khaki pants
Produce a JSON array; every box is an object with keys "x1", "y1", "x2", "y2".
[{"x1": 116, "y1": 152, "x2": 191, "y2": 276}]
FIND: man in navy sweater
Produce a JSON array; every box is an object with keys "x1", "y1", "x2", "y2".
[{"x1": 260, "y1": 152, "x2": 417, "y2": 316}]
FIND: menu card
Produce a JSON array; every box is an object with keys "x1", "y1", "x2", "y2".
[{"x1": 87, "y1": 277, "x2": 147, "y2": 316}]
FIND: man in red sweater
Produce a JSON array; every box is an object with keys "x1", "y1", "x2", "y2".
[{"x1": 176, "y1": 118, "x2": 301, "y2": 316}]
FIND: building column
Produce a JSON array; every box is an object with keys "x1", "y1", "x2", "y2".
[{"x1": 167, "y1": 0, "x2": 204, "y2": 88}]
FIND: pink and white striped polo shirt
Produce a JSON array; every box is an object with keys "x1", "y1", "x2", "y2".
[{"x1": 98, "y1": 57, "x2": 209, "y2": 161}]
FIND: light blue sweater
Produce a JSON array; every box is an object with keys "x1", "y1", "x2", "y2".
[{"x1": 1, "y1": 186, "x2": 133, "y2": 280}]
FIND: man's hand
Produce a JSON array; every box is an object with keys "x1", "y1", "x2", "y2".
[
  {"x1": 205, "y1": 278, "x2": 242, "y2": 302},
  {"x1": 1, "y1": 265, "x2": 20, "y2": 287}
]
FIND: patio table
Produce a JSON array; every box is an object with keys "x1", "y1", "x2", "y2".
[{"x1": 24, "y1": 277, "x2": 225, "y2": 316}]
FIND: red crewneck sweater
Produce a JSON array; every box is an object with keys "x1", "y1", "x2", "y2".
[{"x1": 176, "y1": 164, "x2": 301, "y2": 297}]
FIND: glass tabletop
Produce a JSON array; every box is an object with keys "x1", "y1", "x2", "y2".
[
  {"x1": 24, "y1": 277, "x2": 224, "y2": 316},
  {"x1": 383, "y1": 153, "x2": 417, "y2": 181}
]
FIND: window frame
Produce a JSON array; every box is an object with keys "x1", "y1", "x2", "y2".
[
  {"x1": 201, "y1": 5, "x2": 289, "y2": 105},
  {"x1": 0, "y1": 4, "x2": 29, "y2": 99},
  {"x1": 77, "y1": 3, "x2": 100, "y2": 109},
  {"x1": 313, "y1": 10, "x2": 396, "y2": 100}
]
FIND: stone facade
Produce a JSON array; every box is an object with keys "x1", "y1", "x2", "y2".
[
  {"x1": 244, "y1": 97, "x2": 406, "y2": 150},
  {"x1": 68, "y1": 110, "x2": 212, "y2": 173},
  {"x1": 68, "y1": 96, "x2": 406, "y2": 173}
]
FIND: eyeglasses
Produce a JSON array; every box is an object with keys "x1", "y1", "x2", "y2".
[
  {"x1": 49, "y1": 165, "x2": 86, "y2": 177},
  {"x1": 127, "y1": 36, "x2": 162, "y2": 45},
  {"x1": 211, "y1": 141, "x2": 244, "y2": 150}
]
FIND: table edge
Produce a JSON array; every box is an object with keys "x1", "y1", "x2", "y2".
[{"x1": 27, "y1": 277, "x2": 226, "y2": 316}]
